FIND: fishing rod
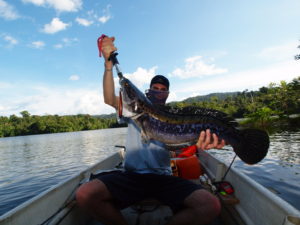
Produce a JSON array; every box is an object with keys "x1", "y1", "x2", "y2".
[{"x1": 109, "y1": 52, "x2": 124, "y2": 79}]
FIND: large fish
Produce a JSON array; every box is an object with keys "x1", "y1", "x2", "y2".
[
  {"x1": 118, "y1": 76, "x2": 269, "y2": 165},
  {"x1": 102, "y1": 50, "x2": 269, "y2": 165}
]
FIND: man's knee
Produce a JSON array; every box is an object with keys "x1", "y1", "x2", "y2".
[
  {"x1": 76, "y1": 179, "x2": 110, "y2": 207},
  {"x1": 185, "y1": 189, "x2": 221, "y2": 216}
]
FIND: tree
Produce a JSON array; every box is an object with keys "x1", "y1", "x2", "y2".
[
  {"x1": 246, "y1": 107, "x2": 277, "y2": 128},
  {"x1": 20, "y1": 110, "x2": 31, "y2": 118},
  {"x1": 295, "y1": 41, "x2": 300, "y2": 60}
]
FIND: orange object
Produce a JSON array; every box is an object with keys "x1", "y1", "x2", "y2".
[
  {"x1": 171, "y1": 155, "x2": 203, "y2": 179},
  {"x1": 170, "y1": 160, "x2": 179, "y2": 177},
  {"x1": 177, "y1": 145, "x2": 197, "y2": 158}
]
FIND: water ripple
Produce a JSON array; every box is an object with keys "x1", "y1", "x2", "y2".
[{"x1": 0, "y1": 128, "x2": 299, "y2": 216}]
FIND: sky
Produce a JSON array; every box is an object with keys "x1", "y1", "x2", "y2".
[{"x1": 0, "y1": 0, "x2": 300, "y2": 116}]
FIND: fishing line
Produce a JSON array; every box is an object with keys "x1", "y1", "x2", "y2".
[{"x1": 221, "y1": 154, "x2": 237, "y2": 181}]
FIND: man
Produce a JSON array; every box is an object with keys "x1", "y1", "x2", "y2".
[{"x1": 76, "y1": 36, "x2": 225, "y2": 225}]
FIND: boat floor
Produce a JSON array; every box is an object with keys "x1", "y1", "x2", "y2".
[
  {"x1": 88, "y1": 215, "x2": 225, "y2": 225},
  {"x1": 86, "y1": 200, "x2": 243, "y2": 225},
  {"x1": 85, "y1": 181, "x2": 244, "y2": 225}
]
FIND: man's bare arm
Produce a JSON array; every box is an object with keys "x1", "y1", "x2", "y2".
[{"x1": 101, "y1": 36, "x2": 119, "y2": 110}]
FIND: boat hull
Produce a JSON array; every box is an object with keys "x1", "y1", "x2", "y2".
[
  {"x1": 1, "y1": 149, "x2": 299, "y2": 225},
  {"x1": 198, "y1": 150, "x2": 300, "y2": 225}
]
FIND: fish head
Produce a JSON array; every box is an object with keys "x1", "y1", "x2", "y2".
[{"x1": 118, "y1": 77, "x2": 152, "y2": 118}]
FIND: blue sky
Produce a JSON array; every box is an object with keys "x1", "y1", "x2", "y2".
[{"x1": 0, "y1": 0, "x2": 300, "y2": 116}]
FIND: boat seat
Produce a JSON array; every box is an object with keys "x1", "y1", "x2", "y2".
[
  {"x1": 121, "y1": 198, "x2": 173, "y2": 225},
  {"x1": 131, "y1": 198, "x2": 163, "y2": 208}
]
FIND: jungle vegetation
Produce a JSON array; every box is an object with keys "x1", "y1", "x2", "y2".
[
  {"x1": 0, "y1": 77, "x2": 299, "y2": 137},
  {"x1": 0, "y1": 113, "x2": 125, "y2": 137}
]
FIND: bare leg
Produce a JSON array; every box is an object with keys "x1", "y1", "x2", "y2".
[
  {"x1": 76, "y1": 179, "x2": 128, "y2": 225},
  {"x1": 167, "y1": 189, "x2": 221, "y2": 225}
]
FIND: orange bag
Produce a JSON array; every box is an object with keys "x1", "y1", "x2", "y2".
[{"x1": 171, "y1": 155, "x2": 203, "y2": 179}]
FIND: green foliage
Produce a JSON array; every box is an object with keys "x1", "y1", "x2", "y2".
[
  {"x1": 246, "y1": 107, "x2": 279, "y2": 128},
  {"x1": 169, "y1": 76, "x2": 300, "y2": 124},
  {"x1": 295, "y1": 41, "x2": 300, "y2": 60},
  {"x1": 0, "y1": 113, "x2": 126, "y2": 138},
  {"x1": 182, "y1": 92, "x2": 239, "y2": 103},
  {"x1": 1, "y1": 77, "x2": 299, "y2": 137}
]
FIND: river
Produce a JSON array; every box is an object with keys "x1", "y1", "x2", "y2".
[{"x1": 0, "y1": 128, "x2": 299, "y2": 216}]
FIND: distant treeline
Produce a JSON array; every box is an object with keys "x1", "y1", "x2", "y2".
[
  {"x1": 169, "y1": 76, "x2": 300, "y2": 130},
  {"x1": 0, "y1": 77, "x2": 299, "y2": 138},
  {"x1": 170, "y1": 76, "x2": 300, "y2": 118},
  {"x1": 0, "y1": 113, "x2": 126, "y2": 138}
]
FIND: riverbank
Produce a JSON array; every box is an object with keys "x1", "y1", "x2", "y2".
[{"x1": 239, "y1": 115, "x2": 300, "y2": 134}]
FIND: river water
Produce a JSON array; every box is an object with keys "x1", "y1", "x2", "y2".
[{"x1": 0, "y1": 128, "x2": 299, "y2": 216}]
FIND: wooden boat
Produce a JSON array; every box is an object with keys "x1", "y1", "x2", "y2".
[{"x1": 0, "y1": 148, "x2": 299, "y2": 225}]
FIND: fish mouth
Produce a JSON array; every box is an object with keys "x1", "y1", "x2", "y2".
[
  {"x1": 119, "y1": 89, "x2": 141, "y2": 118},
  {"x1": 118, "y1": 78, "x2": 148, "y2": 118}
]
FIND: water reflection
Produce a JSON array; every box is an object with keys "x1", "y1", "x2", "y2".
[
  {"x1": 0, "y1": 128, "x2": 299, "y2": 216},
  {"x1": 0, "y1": 128, "x2": 127, "y2": 215},
  {"x1": 269, "y1": 131, "x2": 300, "y2": 165}
]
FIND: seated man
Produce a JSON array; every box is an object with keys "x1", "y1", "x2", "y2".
[{"x1": 76, "y1": 36, "x2": 225, "y2": 225}]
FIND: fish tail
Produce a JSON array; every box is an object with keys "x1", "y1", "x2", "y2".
[{"x1": 233, "y1": 129, "x2": 270, "y2": 164}]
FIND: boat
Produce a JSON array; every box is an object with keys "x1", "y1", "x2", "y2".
[{"x1": 0, "y1": 147, "x2": 299, "y2": 225}]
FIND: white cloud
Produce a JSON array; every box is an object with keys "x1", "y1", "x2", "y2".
[
  {"x1": 30, "y1": 41, "x2": 45, "y2": 49},
  {"x1": 53, "y1": 43, "x2": 63, "y2": 49},
  {"x1": 62, "y1": 37, "x2": 78, "y2": 45},
  {"x1": 75, "y1": 17, "x2": 93, "y2": 26},
  {"x1": 112, "y1": 66, "x2": 178, "y2": 103},
  {"x1": 169, "y1": 56, "x2": 228, "y2": 79},
  {"x1": 3, "y1": 35, "x2": 18, "y2": 46},
  {"x1": 69, "y1": 75, "x2": 80, "y2": 81},
  {"x1": 22, "y1": 0, "x2": 44, "y2": 5},
  {"x1": 99, "y1": 15, "x2": 111, "y2": 24},
  {"x1": 166, "y1": 91, "x2": 177, "y2": 103},
  {"x1": 98, "y1": 5, "x2": 112, "y2": 24},
  {"x1": 173, "y1": 60, "x2": 300, "y2": 99},
  {"x1": 3, "y1": 58, "x2": 298, "y2": 116},
  {"x1": 42, "y1": 17, "x2": 70, "y2": 34},
  {"x1": 53, "y1": 37, "x2": 78, "y2": 49},
  {"x1": 22, "y1": 0, "x2": 82, "y2": 12},
  {"x1": 78, "y1": 5, "x2": 112, "y2": 25},
  {"x1": 0, "y1": 0, "x2": 20, "y2": 20},
  {"x1": 0, "y1": 84, "x2": 113, "y2": 116},
  {"x1": 0, "y1": 81, "x2": 12, "y2": 89},
  {"x1": 87, "y1": 10, "x2": 97, "y2": 19},
  {"x1": 257, "y1": 41, "x2": 299, "y2": 62},
  {"x1": 114, "y1": 66, "x2": 158, "y2": 90}
]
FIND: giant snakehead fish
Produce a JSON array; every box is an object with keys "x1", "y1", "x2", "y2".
[
  {"x1": 118, "y1": 75, "x2": 269, "y2": 165},
  {"x1": 98, "y1": 40, "x2": 268, "y2": 164}
]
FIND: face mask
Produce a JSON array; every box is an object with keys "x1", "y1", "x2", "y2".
[{"x1": 145, "y1": 89, "x2": 169, "y2": 105}]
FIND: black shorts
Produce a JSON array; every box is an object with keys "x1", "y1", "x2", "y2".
[{"x1": 91, "y1": 170, "x2": 202, "y2": 212}]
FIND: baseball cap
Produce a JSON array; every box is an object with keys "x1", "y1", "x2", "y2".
[{"x1": 150, "y1": 75, "x2": 170, "y2": 90}]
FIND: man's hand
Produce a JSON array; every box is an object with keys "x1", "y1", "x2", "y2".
[
  {"x1": 196, "y1": 129, "x2": 225, "y2": 151},
  {"x1": 101, "y1": 36, "x2": 117, "y2": 64}
]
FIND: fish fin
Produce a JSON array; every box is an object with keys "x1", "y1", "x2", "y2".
[
  {"x1": 140, "y1": 130, "x2": 150, "y2": 144},
  {"x1": 233, "y1": 129, "x2": 270, "y2": 164},
  {"x1": 160, "y1": 105, "x2": 238, "y2": 127},
  {"x1": 131, "y1": 112, "x2": 144, "y2": 120}
]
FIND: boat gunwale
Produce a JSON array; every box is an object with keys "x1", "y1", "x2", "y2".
[
  {"x1": 198, "y1": 150, "x2": 300, "y2": 225},
  {"x1": 0, "y1": 151, "x2": 123, "y2": 224}
]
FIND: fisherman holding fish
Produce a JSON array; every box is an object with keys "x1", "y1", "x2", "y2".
[{"x1": 76, "y1": 36, "x2": 227, "y2": 225}]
